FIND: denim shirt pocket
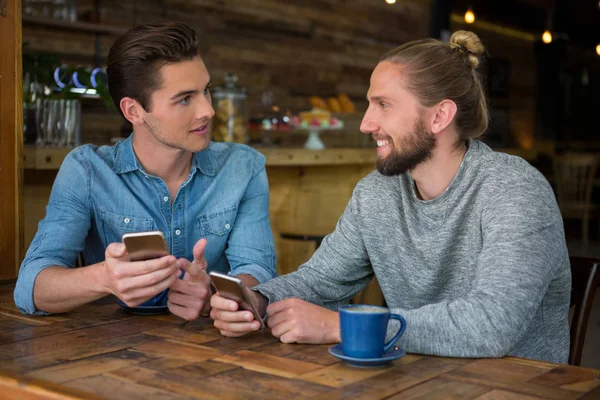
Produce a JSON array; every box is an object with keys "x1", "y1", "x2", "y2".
[
  {"x1": 99, "y1": 208, "x2": 155, "y2": 245},
  {"x1": 199, "y1": 206, "x2": 238, "y2": 237}
]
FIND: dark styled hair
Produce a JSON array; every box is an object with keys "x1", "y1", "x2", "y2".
[
  {"x1": 380, "y1": 30, "x2": 488, "y2": 144},
  {"x1": 107, "y1": 22, "x2": 199, "y2": 116}
]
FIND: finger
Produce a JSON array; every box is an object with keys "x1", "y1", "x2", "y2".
[
  {"x1": 210, "y1": 308, "x2": 254, "y2": 323},
  {"x1": 210, "y1": 294, "x2": 239, "y2": 311},
  {"x1": 106, "y1": 242, "x2": 128, "y2": 260},
  {"x1": 168, "y1": 301, "x2": 201, "y2": 321},
  {"x1": 265, "y1": 298, "x2": 295, "y2": 317},
  {"x1": 174, "y1": 259, "x2": 191, "y2": 282},
  {"x1": 270, "y1": 319, "x2": 294, "y2": 340},
  {"x1": 168, "y1": 290, "x2": 202, "y2": 308},
  {"x1": 120, "y1": 270, "x2": 179, "y2": 306},
  {"x1": 218, "y1": 329, "x2": 252, "y2": 338},
  {"x1": 265, "y1": 309, "x2": 287, "y2": 330},
  {"x1": 279, "y1": 330, "x2": 301, "y2": 344},
  {"x1": 213, "y1": 319, "x2": 261, "y2": 333},
  {"x1": 266, "y1": 299, "x2": 294, "y2": 319},
  {"x1": 121, "y1": 255, "x2": 177, "y2": 279},
  {"x1": 119, "y1": 262, "x2": 178, "y2": 293},
  {"x1": 170, "y1": 277, "x2": 210, "y2": 297}
]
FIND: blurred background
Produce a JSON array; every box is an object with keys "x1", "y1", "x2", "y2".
[{"x1": 14, "y1": 0, "x2": 600, "y2": 367}]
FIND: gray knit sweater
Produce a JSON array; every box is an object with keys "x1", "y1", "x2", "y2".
[{"x1": 256, "y1": 140, "x2": 571, "y2": 363}]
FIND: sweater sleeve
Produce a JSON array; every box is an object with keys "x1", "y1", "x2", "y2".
[
  {"x1": 390, "y1": 171, "x2": 568, "y2": 358},
  {"x1": 255, "y1": 187, "x2": 374, "y2": 309}
]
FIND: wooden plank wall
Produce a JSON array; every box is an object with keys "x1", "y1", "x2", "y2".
[
  {"x1": 0, "y1": 0, "x2": 24, "y2": 280},
  {"x1": 23, "y1": 0, "x2": 431, "y2": 145}
]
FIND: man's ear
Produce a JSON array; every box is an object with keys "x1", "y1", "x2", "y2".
[
  {"x1": 120, "y1": 97, "x2": 145, "y2": 126},
  {"x1": 430, "y1": 99, "x2": 457, "y2": 134}
]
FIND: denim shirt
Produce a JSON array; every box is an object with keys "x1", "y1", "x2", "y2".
[{"x1": 15, "y1": 135, "x2": 277, "y2": 315}]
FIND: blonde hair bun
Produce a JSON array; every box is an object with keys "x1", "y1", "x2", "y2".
[{"x1": 450, "y1": 30, "x2": 484, "y2": 69}]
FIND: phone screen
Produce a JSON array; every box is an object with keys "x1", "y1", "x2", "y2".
[{"x1": 209, "y1": 272, "x2": 265, "y2": 329}]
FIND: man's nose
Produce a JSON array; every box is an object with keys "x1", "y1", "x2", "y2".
[
  {"x1": 197, "y1": 96, "x2": 215, "y2": 120},
  {"x1": 360, "y1": 110, "x2": 378, "y2": 134}
]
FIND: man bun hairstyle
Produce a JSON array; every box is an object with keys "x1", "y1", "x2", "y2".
[{"x1": 380, "y1": 30, "x2": 489, "y2": 144}]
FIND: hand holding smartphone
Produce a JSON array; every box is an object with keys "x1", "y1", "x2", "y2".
[
  {"x1": 122, "y1": 231, "x2": 169, "y2": 261},
  {"x1": 209, "y1": 271, "x2": 265, "y2": 329}
]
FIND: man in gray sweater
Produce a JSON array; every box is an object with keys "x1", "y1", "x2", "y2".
[{"x1": 210, "y1": 31, "x2": 571, "y2": 364}]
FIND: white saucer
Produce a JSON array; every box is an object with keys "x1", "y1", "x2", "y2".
[{"x1": 328, "y1": 344, "x2": 405, "y2": 368}]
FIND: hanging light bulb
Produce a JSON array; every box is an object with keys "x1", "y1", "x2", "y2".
[
  {"x1": 542, "y1": 30, "x2": 552, "y2": 44},
  {"x1": 596, "y1": 44, "x2": 600, "y2": 56},
  {"x1": 385, "y1": 0, "x2": 396, "y2": 4},
  {"x1": 464, "y1": 7, "x2": 475, "y2": 24}
]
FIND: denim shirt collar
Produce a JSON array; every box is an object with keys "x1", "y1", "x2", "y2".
[{"x1": 113, "y1": 134, "x2": 215, "y2": 176}]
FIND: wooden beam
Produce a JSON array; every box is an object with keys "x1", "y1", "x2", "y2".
[{"x1": 0, "y1": 0, "x2": 23, "y2": 279}]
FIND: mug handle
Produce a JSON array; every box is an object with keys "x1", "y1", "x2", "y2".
[{"x1": 383, "y1": 314, "x2": 406, "y2": 353}]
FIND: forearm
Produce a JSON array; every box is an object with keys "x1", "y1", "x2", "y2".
[
  {"x1": 390, "y1": 294, "x2": 531, "y2": 358},
  {"x1": 238, "y1": 274, "x2": 259, "y2": 288},
  {"x1": 33, "y1": 263, "x2": 109, "y2": 314},
  {"x1": 255, "y1": 257, "x2": 371, "y2": 309}
]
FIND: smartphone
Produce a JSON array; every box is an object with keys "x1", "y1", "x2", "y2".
[
  {"x1": 209, "y1": 271, "x2": 265, "y2": 329},
  {"x1": 122, "y1": 231, "x2": 169, "y2": 262}
]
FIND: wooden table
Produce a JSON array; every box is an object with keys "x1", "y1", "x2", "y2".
[{"x1": 0, "y1": 284, "x2": 599, "y2": 399}]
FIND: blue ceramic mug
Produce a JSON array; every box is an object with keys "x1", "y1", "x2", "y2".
[{"x1": 339, "y1": 304, "x2": 406, "y2": 359}]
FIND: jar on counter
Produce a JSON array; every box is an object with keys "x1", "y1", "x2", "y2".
[{"x1": 211, "y1": 73, "x2": 248, "y2": 143}]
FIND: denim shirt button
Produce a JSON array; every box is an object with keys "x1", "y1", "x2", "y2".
[
  {"x1": 163, "y1": 196, "x2": 169, "y2": 202},
  {"x1": 123, "y1": 217, "x2": 130, "y2": 224},
  {"x1": 175, "y1": 229, "x2": 181, "y2": 235},
  {"x1": 225, "y1": 223, "x2": 231, "y2": 230}
]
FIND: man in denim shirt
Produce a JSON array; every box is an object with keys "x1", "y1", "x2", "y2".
[{"x1": 15, "y1": 23, "x2": 276, "y2": 319}]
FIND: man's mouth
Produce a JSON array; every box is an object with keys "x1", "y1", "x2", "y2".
[
  {"x1": 190, "y1": 124, "x2": 209, "y2": 135},
  {"x1": 376, "y1": 139, "x2": 390, "y2": 147}
]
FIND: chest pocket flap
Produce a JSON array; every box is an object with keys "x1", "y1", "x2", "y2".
[
  {"x1": 100, "y1": 208, "x2": 154, "y2": 243},
  {"x1": 199, "y1": 206, "x2": 238, "y2": 236}
]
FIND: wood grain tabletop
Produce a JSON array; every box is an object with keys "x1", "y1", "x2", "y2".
[{"x1": 0, "y1": 283, "x2": 598, "y2": 399}]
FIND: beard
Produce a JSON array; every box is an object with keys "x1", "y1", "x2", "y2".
[{"x1": 376, "y1": 116, "x2": 436, "y2": 176}]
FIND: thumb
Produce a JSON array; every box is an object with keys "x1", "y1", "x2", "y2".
[{"x1": 106, "y1": 242, "x2": 127, "y2": 260}]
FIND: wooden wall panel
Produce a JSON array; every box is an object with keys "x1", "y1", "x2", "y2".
[
  {"x1": 23, "y1": 0, "x2": 430, "y2": 145},
  {"x1": 0, "y1": 0, "x2": 23, "y2": 280}
]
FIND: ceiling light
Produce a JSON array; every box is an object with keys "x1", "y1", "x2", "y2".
[
  {"x1": 542, "y1": 30, "x2": 552, "y2": 44},
  {"x1": 596, "y1": 44, "x2": 600, "y2": 56},
  {"x1": 386, "y1": 0, "x2": 396, "y2": 4},
  {"x1": 464, "y1": 8, "x2": 475, "y2": 24}
]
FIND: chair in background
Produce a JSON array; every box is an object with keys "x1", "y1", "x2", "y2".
[
  {"x1": 553, "y1": 153, "x2": 599, "y2": 246},
  {"x1": 569, "y1": 256, "x2": 599, "y2": 366}
]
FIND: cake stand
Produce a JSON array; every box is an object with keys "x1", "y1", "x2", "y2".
[{"x1": 294, "y1": 125, "x2": 344, "y2": 150}]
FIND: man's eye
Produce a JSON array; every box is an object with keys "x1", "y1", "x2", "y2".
[
  {"x1": 179, "y1": 96, "x2": 191, "y2": 105},
  {"x1": 204, "y1": 86, "x2": 211, "y2": 96}
]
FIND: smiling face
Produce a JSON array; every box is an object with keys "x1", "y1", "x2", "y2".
[
  {"x1": 139, "y1": 56, "x2": 214, "y2": 153},
  {"x1": 360, "y1": 61, "x2": 437, "y2": 176}
]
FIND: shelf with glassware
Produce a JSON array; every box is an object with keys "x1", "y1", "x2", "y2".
[{"x1": 22, "y1": 56, "x2": 112, "y2": 148}]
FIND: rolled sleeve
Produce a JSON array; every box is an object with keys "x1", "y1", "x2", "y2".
[
  {"x1": 14, "y1": 148, "x2": 91, "y2": 315},
  {"x1": 14, "y1": 256, "x2": 68, "y2": 315}
]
